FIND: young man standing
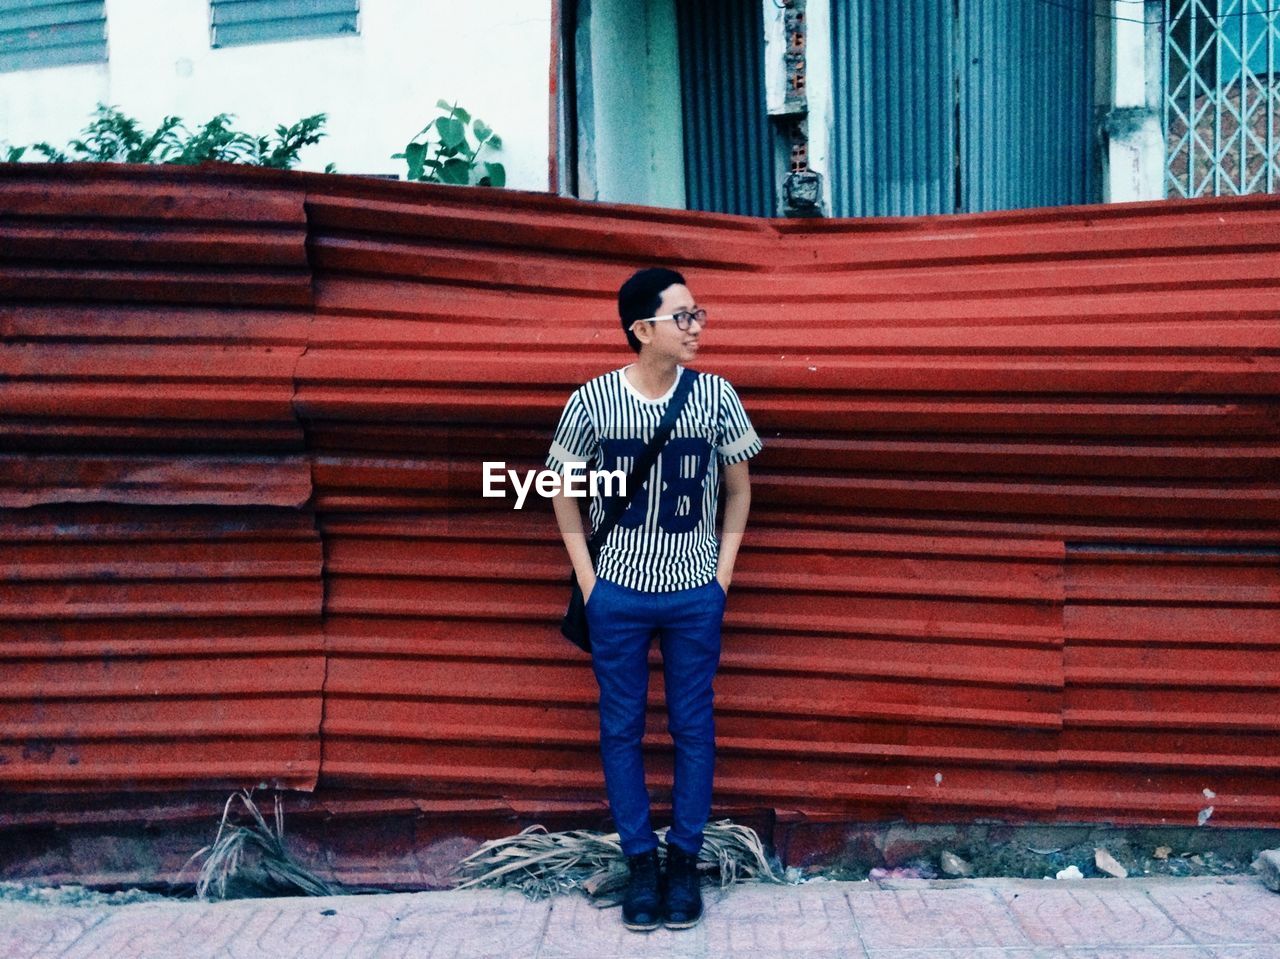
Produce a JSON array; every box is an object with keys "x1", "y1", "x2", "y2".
[{"x1": 546, "y1": 268, "x2": 761, "y2": 932}]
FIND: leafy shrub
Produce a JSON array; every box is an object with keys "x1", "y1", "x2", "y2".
[
  {"x1": 3, "y1": 104, "x2": 330, "y2": 169},
  {"x1": 394, "y1": 99, "x2": 505, "y2": 186}
]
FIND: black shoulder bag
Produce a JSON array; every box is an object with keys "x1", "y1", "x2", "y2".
[{"x1": 560, "y1": 368, "x2": 699, "y2": 653}]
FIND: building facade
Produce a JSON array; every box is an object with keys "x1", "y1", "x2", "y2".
[
  {"x1": 0, "y1": 0, "x2": 555, "y2": 189},
  {"x1": 1, "y1": 1, "x2": 1276, "y2": 213}
]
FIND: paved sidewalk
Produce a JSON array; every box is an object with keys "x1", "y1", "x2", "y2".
[{"x1": 2, "y1": 876, "x2": 1276, "y2": 959}]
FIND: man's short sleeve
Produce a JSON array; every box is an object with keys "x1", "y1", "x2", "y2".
[
  {"x1": 716, "y1": 379, "x2": 762, "y2": 465},
  {"x1": 546, "y1": 389, "x2": 597, "y2": 473}
]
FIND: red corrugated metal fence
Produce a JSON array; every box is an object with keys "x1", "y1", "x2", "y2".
[{"x1": 2, "y1": 164, "x2": 1277, "y2": 829}]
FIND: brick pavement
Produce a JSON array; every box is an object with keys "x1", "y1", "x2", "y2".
[{"x1": 1, "y1": 876, "x2": 1276, "y2": 959}]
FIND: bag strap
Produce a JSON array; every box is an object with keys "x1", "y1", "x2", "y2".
[{"x1": 586, "y1": 367, "x2": 699, "y2": 558}]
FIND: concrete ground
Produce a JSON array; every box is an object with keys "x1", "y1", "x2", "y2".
[{"x1": 2, "y1": 875, "x2": 1276, "y2": 959}]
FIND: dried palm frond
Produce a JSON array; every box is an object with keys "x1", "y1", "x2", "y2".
[
  {"x1": 697, "y1": 819, "x2": 783, "y2": 886},
  {"x1": 185, "y1": 790, "x2": 334, "y2": 900},
  {"x1": 454, "y1": 819, "x2": 788, "y2": 903},
  {"x1": 455, "y1": 825, "x2": 628, "y2": 901}
]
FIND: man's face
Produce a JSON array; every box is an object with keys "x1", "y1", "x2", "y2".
[{"x1": 635, "y1": 283, "x2": 703, "y2": 364}]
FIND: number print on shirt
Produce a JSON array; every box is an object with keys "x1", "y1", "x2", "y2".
[
  {"x1": 600, "y1": 437, "x2": 711, "y2": 534},
  {"x1": 657, "y1": 437, "x2": 711, "y2": 534},
  {"x1": 599, "y1": 438, "x2": 650, "y2": 529}
]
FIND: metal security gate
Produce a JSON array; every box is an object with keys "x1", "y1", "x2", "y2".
[
  {"x1": 830, "y1": 0, "x2": 1097, "y2": 216},
  {"x1": 1163, "y1": 0, "x2": 1280, "y2": 197},
  {"x1": 676, "y1": 0, "x2": 778, "y2": 216}
]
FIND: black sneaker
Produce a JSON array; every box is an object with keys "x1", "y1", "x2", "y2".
[
  {"x1": 662, "y1": 844, "x2": 704, "y2": 929},
  {"x1": 621, "y1": 849, "x2": 662, "y2": 932}
]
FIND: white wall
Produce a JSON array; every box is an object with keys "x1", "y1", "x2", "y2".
[{"x1": 0, "y1": 0, "x2": 552, "y2": 190}]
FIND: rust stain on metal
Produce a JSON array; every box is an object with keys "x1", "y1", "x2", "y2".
[{"x1": 1, "y1": 164, "x2": 1277, "y2": 827}]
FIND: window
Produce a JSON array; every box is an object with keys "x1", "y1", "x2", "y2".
[
  {"x1": 0, "y1": 0, "x2": 107, "y2": 73},
  {"x1": 210, "y1": 0, "x2": 358, "y2": 49}
]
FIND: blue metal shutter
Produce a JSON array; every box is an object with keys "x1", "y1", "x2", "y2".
[
  {"x1": 956, "y1": 0, "x2": 1096, "y2": 213},
  {"x1": 211, "y1": 0, "x2": 359, "y2": 48},
  {"x1": 0, "y1": 0, "x2": 107, "y2": 73},
  {"x1": 676, "y1": 0, "x2": 777, "y2": 216},
  {"x1": 830, "y1": 0, "x2": 956, "y2": 216},
  {"x1": 830, "y1": 0, "x2": 1096, "y2": 216}
]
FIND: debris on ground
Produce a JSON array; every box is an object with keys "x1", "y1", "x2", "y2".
[
  {"x1": 1094, "y1": 848, "x2": 1128, "y2": 879},
  {"x1": 455, "y1": 819, "x2": 787, "y2": 903},
  {"x1": 0, "y1": 882, "x2": 168, "y2": 907},
  {"x1": 187, "y1": 790, "x2": 335, "y2": 901},
  {"x1": 869, "y1": 867, "x2": 922, "y2": 880},
  {"x1": 817, "y1": 829, "x2": 1270, "y2": 883},
  {"x1": 939, "y1": 851, "x2": 974, "y2": 878},
  {"x1": 1254, "y1": 849, "x2": 1280, "y2": 893},
  {"x1": 993, "y1": 833, "x2": 1263, "y2": 882},
  {"x1": 5, "y1": 826, "x2": 1276, "y2": 904}
]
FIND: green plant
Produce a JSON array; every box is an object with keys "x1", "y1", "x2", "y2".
[
  {"x1": 185, "y1": 790, "x2": 334, "y2": 900},
  {"x1": 3, "y1": 104, "x2": 329, "y2": 169},
  {"x1": 4, "y1": 142, "x2": 71, "y2": 163},
  {"x1": 163, "y1": 112, "x2": 258, "y2": 165},
  {"x1": 254, "y1": 113, "x2": 330, "y2": 169},
  {"x1": 65, "y1": 104, "x2": 185, "y2": 162},
  {"x1": 394, "y1": 99, "x2": 505, "y2": 186}
]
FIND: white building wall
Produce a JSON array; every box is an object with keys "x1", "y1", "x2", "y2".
[{"x1": 0, "y1": 0, "x2": 552, "y2": 190}]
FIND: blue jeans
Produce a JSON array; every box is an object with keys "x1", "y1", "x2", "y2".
[{"x1": 585, "y1": 576, "x2": 726, "y2": 857}]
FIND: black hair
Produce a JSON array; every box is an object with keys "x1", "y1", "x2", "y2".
[{"x1": 617, "y1": 267, "x2": 686, "y2": 354}]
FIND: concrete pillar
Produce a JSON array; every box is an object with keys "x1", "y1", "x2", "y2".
[
  {"x1": 574, "y1": 0, "x2": 685, "y2": 208},
  {"x1": 763, "y1": 0, "x2": 830, "y2": 217},
  {"x1": 1104, "y1": 0, "x2": 1165, "y2": 202},
  {"x1": 802, "y1": 0, "x2": 832, "y2": 217}
]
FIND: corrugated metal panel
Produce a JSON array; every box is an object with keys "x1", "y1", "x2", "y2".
[
  {"x1": 676, "y1": 0, "x2": 776, "y2": 216},
  {"x1": 0, "y1": 0, "x2": 106, "y2": 73},
  {"x1": 830, "y1": 0, "x2": 1096, "y2": 216},
  {"x1": 318, "y1": 514, "x2": 1064, "y2": 816},
  {"x1": 0, "y1": 505, "x2": 325, "y2": 791},
  {"x1": 1061, "y1": 545, "x2": 1280, "y2": 823},
  {"x1": 304, "y1": 174, "x2": 1279, "y2": 826},
  {"x1": 1, "y1": 163, "x2": 1278, "y2": 829},
  {"x1": 0, "y1": 165, "x2": 322, "y2": 792},
  {"x1": 0, "y1": 167, "x2": 311, "y2": 479},
  {"x1": 210, "y1": 0, "x2": 359, "y2": 48}
]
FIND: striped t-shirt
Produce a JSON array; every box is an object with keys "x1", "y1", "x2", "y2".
[{"x1": 546, "y1": 365, "x2": 762, "y2": 593}]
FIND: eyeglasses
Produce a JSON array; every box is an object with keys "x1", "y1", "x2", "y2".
[{"x1": 629, "y1": 309, "x2": 708, "y2": 332}]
